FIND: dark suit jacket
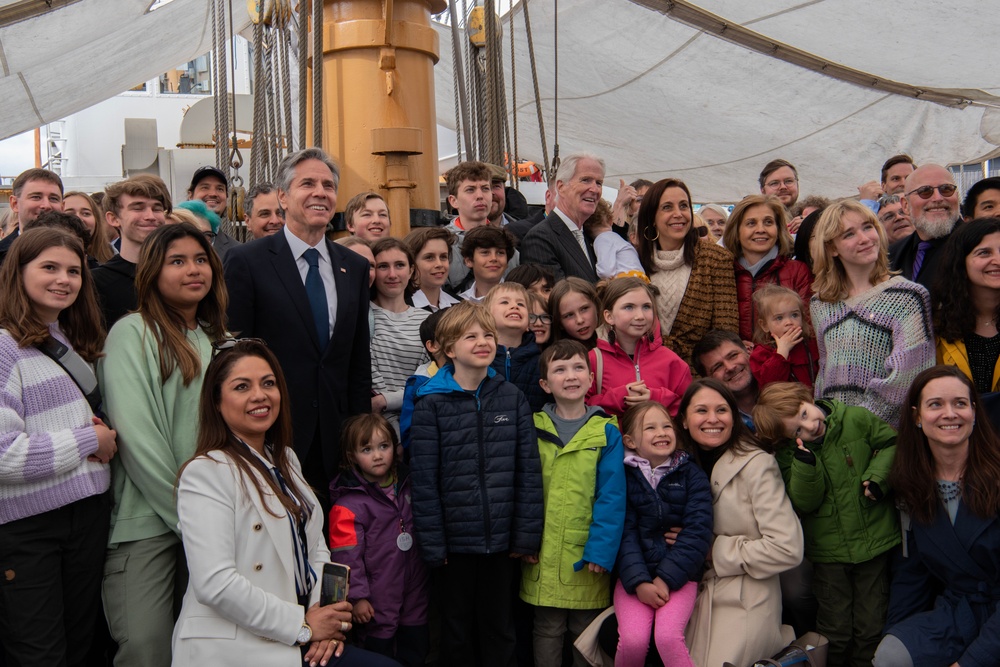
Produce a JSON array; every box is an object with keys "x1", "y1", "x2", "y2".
[
  {"x1": 224, "y1": 231, "x2": 372, "y2": 478},
  {"x1": 518, "y1": 211, "x2": 598, "y2": 282},
  {"x1": 0, "y1": 227, "x2": 18, "y2": 266},
  {"x1": 506, "y1": 209, "x2": 546, "y2": 243},
  {"x1": 888, "y1": 231, "x2": 951, "y2": 291},
  {"x1": 92, "y1": 255, "x2": 137, "y2": 329},
  {"x1": 213, "y1": 229, "x2": 238, "y2": 261}
]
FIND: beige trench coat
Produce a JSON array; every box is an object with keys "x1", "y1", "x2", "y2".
[{"x1": 685, "y1": 445, "x2": 804, "y2": 667}]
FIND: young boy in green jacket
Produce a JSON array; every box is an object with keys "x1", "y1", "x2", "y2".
[
  {"x1": 521, "y1": 340, "x2": 626, "y2": 666},
  {"x1": 753, "y1": 382, "x2": 899, "y2": 667}
]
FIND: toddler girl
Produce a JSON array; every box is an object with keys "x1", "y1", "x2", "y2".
[
  {"x1": 615, "y1": 401, "x2": 713, "y2": 667},
  {"x1": 749, "y1": 284, "x2": 819, "y2": 389},
  {"x1": 328, "y1": 414, "x2": 430, "y2": 666},
  {"x1": 587, "y1": 277, "x2": 691, "y2": 417}
]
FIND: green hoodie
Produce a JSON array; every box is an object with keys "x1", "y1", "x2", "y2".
[{"x1": 775, "y1": 399, "x2": 900, "y2": 564}]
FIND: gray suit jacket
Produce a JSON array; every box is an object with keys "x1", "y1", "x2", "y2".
[{"x1": 519, "y1": 211, "x2": 598, "y2": 282}]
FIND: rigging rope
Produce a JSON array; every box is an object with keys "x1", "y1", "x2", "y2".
[
  {"x1": 249, "y1": 15, "x2": 266, "y2": 188},
  {"x1": 211, "y1": 0, "x2": 225, "y2": 169},
  {"x1": 449, "y1": 3, "x2": 464, "y2": 162},
  {"x1": 277, "y1": 7, "x2": 294, "y2": 157},
  {"x1": 312, "y1": 0, "x2": 323, "y2": 147},
  {"x1": 552, "y1": 0, "x2": 559, "y2": 174},
  {"x1": 521, "y1": 0, "x2": 549, "y2": 176},
  {"x1": 297, "y1": 0, "x2": 308, "y2": 150},
  {"x1": 508, "y1": 4, "x2": 518, "y2": 189}
]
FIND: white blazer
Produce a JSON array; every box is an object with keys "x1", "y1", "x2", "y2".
[{"x1": 171, "y1": 449, "x2": 330, "y2": 666}]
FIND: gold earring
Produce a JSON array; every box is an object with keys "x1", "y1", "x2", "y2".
[{"x1": 643, "y1": 226, "x2": 659, "y2": 242}]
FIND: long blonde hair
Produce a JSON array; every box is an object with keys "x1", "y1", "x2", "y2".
[{"x1": 810, "y1": 199, "x2": 892, "y2": 302}]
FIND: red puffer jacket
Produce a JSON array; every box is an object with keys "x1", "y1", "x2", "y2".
[{"x1": 734, "y1": 255, "x2": 813, "y2": 341}]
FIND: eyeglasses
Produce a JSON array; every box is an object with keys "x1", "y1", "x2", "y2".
[
  {"x1": 906, "y1": 184, "x2": 958, "y2": 199},
  {"x1": 203, "y1": 231, "x2": 217, "y2": 241},
  {"x1": 528, "y1": 314, "x2": 552, "y2": 325},
  {"x1": 878, "y1": 210, "x2": 906, "y2": 224},
  {"x1": 765, "y1": 178, "x2": 798, "y2": 189},
  {"x1": 212, "y1": 337, "x2": 268, "y2": 358}
]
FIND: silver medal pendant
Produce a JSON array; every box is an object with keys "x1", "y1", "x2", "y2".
[{"x1": 396, "y1": 532, "x2": 413, "y2": 551}]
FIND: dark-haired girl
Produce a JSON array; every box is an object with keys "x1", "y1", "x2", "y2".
[
  {"x1": 98, "y1": 222, "x2": 228, "y2": 667},
  {"x1": 370, "y1": 238, "x2": 429, "y2": 430},
  {"x1": 933, "y1": 217, "x2": 1000, "y2": 393}
]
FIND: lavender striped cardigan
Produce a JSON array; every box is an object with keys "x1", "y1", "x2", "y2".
[
  {"x1": 0, "y1": 327, "x2": 109, "y2": 524},
  {"x1": 811, "y1": 276, "x2": 935, "y2": 428}
]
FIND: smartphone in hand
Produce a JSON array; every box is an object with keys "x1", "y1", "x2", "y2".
[{"x1": 320, "y1": 563, "x2": 350, "y2": 606}]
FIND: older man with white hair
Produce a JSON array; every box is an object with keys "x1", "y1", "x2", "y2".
[{"x1": 519, "y1": 152, "x2": 603, "y2": 281}]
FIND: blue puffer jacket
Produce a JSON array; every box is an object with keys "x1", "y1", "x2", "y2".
[
  {"x1": 490, "y1": 331, "x2": 546, "y2": 412},
  {"x1": 410, "y1": 365, "x2": 544, "y2": 567},
  {"x1": 617, "y1": 452, "x2": 714, "y2": 593}
]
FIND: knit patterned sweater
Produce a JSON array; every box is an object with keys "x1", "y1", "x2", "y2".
[
  {"x1": 0, "y1": 326, "x2": 108, "y2": 525},
  {"x1": 811, "y1": 276, "x2": 934, "y2": 428},
  {"x1": 655, "y1": 240, "x2": 739, "y2": 368}
]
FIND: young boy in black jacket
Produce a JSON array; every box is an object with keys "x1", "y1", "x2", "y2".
[{"x1": 409, "y1": 301, "x2": 543, "y2": 667}]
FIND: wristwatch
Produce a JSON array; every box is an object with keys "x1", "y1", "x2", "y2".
[{"x1": 296, "y1": 622, "x2": 313, "y2": 646}]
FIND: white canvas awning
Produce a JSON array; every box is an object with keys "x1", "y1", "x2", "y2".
[
  {"x1": 0, "y1": 0, "x2": 251, "y2": 142},
  {"x1": 2, "y1": 0, "x2": 998, "y2": 202},
  {"x1": 433, "y1": 0, "x2": 1000, "y2": 201}
]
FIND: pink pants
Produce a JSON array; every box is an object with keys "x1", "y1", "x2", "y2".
[{"x1": 613, "y1": 579, "x2": 698, "y2": 667}]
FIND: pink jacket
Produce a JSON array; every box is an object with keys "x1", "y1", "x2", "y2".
[{"x1": 586, "y1": 320, "x2": 692, "y2": 417}]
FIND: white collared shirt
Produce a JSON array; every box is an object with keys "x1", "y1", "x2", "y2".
[
  {"x1": 554, "y1": 207, "x2": 592, "y2": 265},
  {"x1": 283, "y1": 225, "x2": 337, "y2": 337},
  {"x1": 412, "y1": 289, "x2": 460, "y2": 312},
  {"x1": 459, "y1": 282, "x2": 487, "y2": 303}
]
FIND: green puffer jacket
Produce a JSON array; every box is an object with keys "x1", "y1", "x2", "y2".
[{"x1": 775, "y1": 399, "x2": 900, "y2": 564}]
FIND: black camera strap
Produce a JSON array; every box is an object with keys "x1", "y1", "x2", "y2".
[{"x1": 36, "y1": 337, "x2": 103, "y2": 415}]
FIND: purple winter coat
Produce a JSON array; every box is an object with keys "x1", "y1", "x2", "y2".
[{"x1": 328, "y1": 466, "x2": 430, "y2": 639}]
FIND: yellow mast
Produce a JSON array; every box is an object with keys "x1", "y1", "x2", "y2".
[{"x1": 308, "y1": 0, "x2": 447, "y2": 236}]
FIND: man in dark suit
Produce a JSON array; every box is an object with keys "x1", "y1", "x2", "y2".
[
  {"x1": 224, "y1": 148, "x2": 371, "y2": 503},
  {"x1": 889, "y1": 163, "x2": 962, "y2": 290},
  {"x1": 519, "y1": 153, "x2": 601, "y2": 282}
]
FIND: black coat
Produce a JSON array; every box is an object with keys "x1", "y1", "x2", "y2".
[
  {"x1": 490, "y1": 332, "x2": 547, "y2": 412},
  {"x1": 410, "y1": 367, "x2": 543, "y2": 567},
  {"x1": 223, "y1": 230, "x2": 371, "y2": 479},
  {"x1": 92, "y1": 255, "x2": 137, "y2": 329},
  {"x1": 888, "y1": 231, "x2": 952, "y2": 291}
]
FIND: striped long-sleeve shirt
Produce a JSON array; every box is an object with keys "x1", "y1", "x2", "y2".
[
  {"x1": 371, "y1": 305, "x2": 430, "y2": 413},
  {"x1": 0, "y1": 326, "x2": 108, "y2": 524}
]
